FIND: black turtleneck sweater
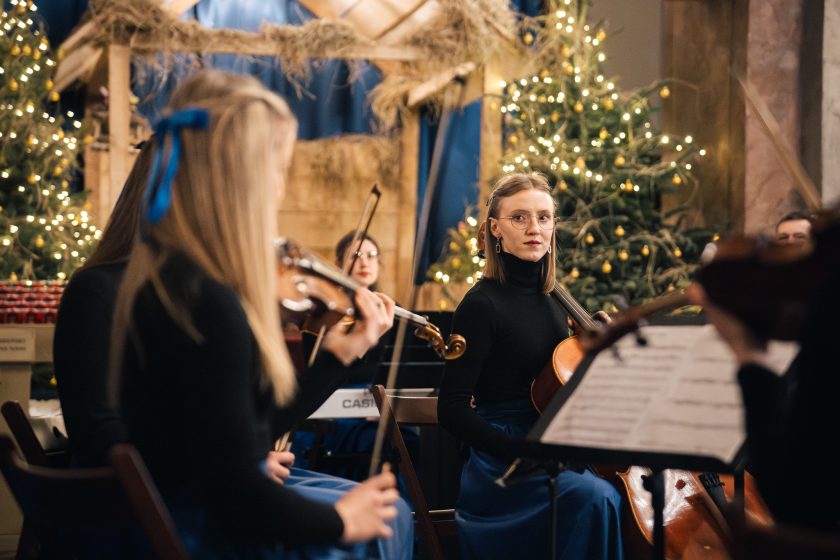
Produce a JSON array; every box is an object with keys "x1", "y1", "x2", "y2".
[{"x1": 437, "y1": 252, "x2": 569, "y2": 462}]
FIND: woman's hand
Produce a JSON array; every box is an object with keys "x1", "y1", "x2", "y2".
[
  {"x1": 334, "y1": 465, "x2": 400, "y2": 543},
  {"x1": 687, "y1": 285, "x2": 770, "y2": 367},
  {"x1": 592, "y1": 310, "x2": 613, "y2": 325},
  {"x1": 264, "y1": 449, "x2": 295, "y2": 484},
  {"x1": 322, "y1": 289, "x2": 395, "y2": 365}
]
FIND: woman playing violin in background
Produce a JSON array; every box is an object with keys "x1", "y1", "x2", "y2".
[
  {"x1": 438, "y1": 172, "x2": 623, "y2": 559},
  {"x1": 107, "y1": 70, "x2": 413, "y2": 559}
]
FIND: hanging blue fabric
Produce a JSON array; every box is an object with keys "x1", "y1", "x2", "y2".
[{"x1": 144, "y1": 108, "x2": 210, "y2": 225}]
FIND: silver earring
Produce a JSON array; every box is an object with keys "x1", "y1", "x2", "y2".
[
  {"x1": 548, "y1": 244, "x2": 552, "y2": 254},
  {"x1": 495, "y1": 239, "x2": 501, "y2": 253}
]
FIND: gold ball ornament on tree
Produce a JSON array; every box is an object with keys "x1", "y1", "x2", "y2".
[
  {"x1": 22, "y1": 45, "x2": 32, "y2": 56},
  {"x1": 641, "y1": 244, "x2": 650, "y2": 257},
  {"x1": 451, "y1": 257, "x2": 462, "y2": 268},
  {"x1": 671, "y1": 174, "x2": 682, "y2": 185},
  {"x1": 9, "y1": 272, "x2": 18, "y2": 281},
  {"x1": 558, "y1": 180, "x2": 568, "y2": 191},
  {"x1": 26, "y1": 174, "x2": 37, "y2": 184},
  {"x1": 45, "y1": 79, "x2": 54, "y2": 90},
  {"x1": 8, "y1": 78, "x2": 19, "y2": 90},
  {"x1": 561, "y1": 46, "x2": 571, "y2": 58},
  {"x1": 540, "y1": 69, "x2": 550, "y2": 79},
  {"x1": 659, "y1": 86, "x2": 671, "y2": 99},
  {"x1": 619, "y1": 249, "x2": 629, "y2": 261},
  {"x1": 585, "y1": 233, "x2": 595, "y2": 244},
  {"x1": 60, "y1": 179, "x2": 69, "y2": 189},
  {"x1": 622, "y1": 179, "x2": 633, "y2": 191},
  {"x1": 523, "y1": 32, "x2": 534, "y2": 45},
  {"x1": 32, "y1": 50, "x2": 40, "y2": 60},
  {"x1": 550, "y1": 111, "x2": 560, "y2": 123},
  {"x1": 614, "y1": 154, "x2": 625, "y2": 167},
  {"x1": 34, "y1": 235, "x2": 44, "y2": 248},
  {"x1": 10, "y1": 45, "x2": 21, "y2": 56},
  {"x1": 599, "y1": 128, "x2": 609, "y2": 140},
  {"x1": 574, "y1": 101, "x2": 584, "y2": 113},
  {"x1": 52, "y1": 166, "x2": 62, "y2": 176},
  {"x1": 614, "y1": 225, "x2": 625, "y2": 237},
  {"x1": 673, "y1": 248, "x2": 683, "y2": 258},
  {"x1": 570, "y1": 267, "x2": 580, "y2": 279},
  {"x1": 601, "y1": 261, "x2": 612, "y2": 274},
  {"x1": 16, "y1": 3, "x2": 27, "y2": 14},
  {"x1": 604, "y1": 98, "x2": 614, "y2": 111},
  {"x1": 507, "y1": 134, "x2": 518, "y2": 145},
  {"x1": 596, "y1": 29, "x2": 606, "y2": 42},
  {"x1": 563, "y1": 63, "x2": 574, "y2": 76},
  {"x1": 49, "y1": 91, "x2": 60, "y2": 102},
  {"x1": 667, "y1": 283, "x2": 676, "y2": 292}
]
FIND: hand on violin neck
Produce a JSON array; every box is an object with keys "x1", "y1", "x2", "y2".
[
  {"x1": 322, "y1": 289, "x2": 395, "y2": 366},
  {"x1": 591, "y1": 310, "x2": 612, "y2": 325},
  {"x1": 687, "y1": 285, "x2": 771, "y2": 368}
]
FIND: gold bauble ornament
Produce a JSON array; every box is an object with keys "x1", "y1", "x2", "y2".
[
  {"x1": 671, "y1": 174, "x2": 682, "y2": 185},
  {"x1": 507, "y1": 134, "x2": 518, "y2": 145},
  {"x1": 9, "y1": 272, "x2": 18, "y2": 281},
  {"x1": 49, "y1": 91, "x2": 60, "y2": 102},
  {"x1": 563, "y1": 63, "x2": 574, "y2": 76},
  {"x1": 523, "y1": 32, "x2": 534, "y2": 45},
  {"x1": 60, "y1": 180, "x2": 69, "y2": 189},
  {"x1": 449, "y1": 241, "x2": 459, "y2": 251},
  {"x1": 614, "y1": 225, "x2": 625, "y2": 237},
  {"x1": 507, "y1": 84, "x2": 517, "y2": 95},
  {"x1": 614, "y1": 155, "x2": 625, "y2": 167},
  {"x1": 52, "y1": 166, "x2": 62, "y2": 176},
  {"x1": 619, "y1": 249, "x2": 629, "y2": 261},
  {"x1": 622, "y1": 179, "x2": 633, "y2": 191},
  {"x1": 45, "y1": 79, "x2": 54, "y2": 90},
  {"x1": 575, "y1": 157, "x2": 586, "y2": 169},
  {"x1": 22, "y1": 45, "x2": 32, "y2": 56},
  {"x1": 34, "y1": 235, "x2": 44, "y2": 248},
  {"x1": 667, "y1": 283, "x2": 676, "y2": 292},
  {"x1": 641, "y1": 245, "x2": 650, "y2": 257},
  {"x1": 540, "y1": 69, "x2": 550, "y2": 78},
  {"x1": 550, "y1": 111, "x2": 560, "y2": 123},
  {"x1": 558, "y1": 180, "x2": 568, "y2": 191},
  {"x1": 585, "y1": 233, "x2": 595, "y2": 244},
  {"x1": 60, "y1": 157, "x2": 69, "y2": 167},
  {"x1": 712, "y1": 233, "x2": 720, "y2": 242},
  {"x1": 26, "y1": 174, "x2": 37, "y2": 184},
  {"x1": 16, "y1": 3, "x2": 26, "y2": 14},
  {"x1": 601, "y1": 261, "x2": 612, "y2": 274},
  {"x1": 570, "y1": 267, "x2": 580, "y2": 279},
  {"x1": 574, "y1": 101, "x2": 584, "y2": 113},
  {"x1": 10, "y1": 45, "x2": 21, "y2": 56},
  {"x1": 599, "y1": 128, "x2": 609, "y2": 140},
  {"x1": 83, "y1": 134, "x2": 94, "y2": 145},
  {"x1": 451, "y1": 257, "x2": 461, "y2": 268},
  {"x1": 604, "y1": 98, "x2": 614, "y2": 111},
  {"x1": 596, "y1": 30, "x2": 606, "y2": 42},
  {"x1": 673, "y1": 248, "x2": 683, "y2": 258},
  {"x1": 659, "y1": 86, "x2": 671, "y2": 99},
  {"x1": 561, "y1": 46, "x2": 571, "y2": 58},
  {"x1": 32, "y1": 50, "x2": 40, "y2": 60}
]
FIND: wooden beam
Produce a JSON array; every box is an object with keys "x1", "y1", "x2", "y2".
[
  {"x1": 396, "y1": 111, "x2": 420, "y2": 304},
  {"x1": 407, "y1": 62, "x2": 476, "y2": 108},
  {"x1": 166, "y1": 0, "x2": 200, "y2": 15},
  {"x1": 127, "y1": 35, "x2": 423, "y2": 60},
  {"x1": 107, "y1": 44, "x2": 131, "y2": 224},
  {"x1": 54, "y1": 44, "x2": 102, "y2": 92}
]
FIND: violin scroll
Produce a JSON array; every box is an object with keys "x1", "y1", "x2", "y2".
[{"x1": 413, "y1": 322, "x2": 467, "y2": 360}]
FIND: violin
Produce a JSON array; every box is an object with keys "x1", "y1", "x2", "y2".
[{"x1": 274, "y1": 237, "x2": 467, "y2": 360}]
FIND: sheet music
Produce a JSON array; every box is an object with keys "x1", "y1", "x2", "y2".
[{"x1": 540, "y1": 325, "x2": 798, "y2": 464}]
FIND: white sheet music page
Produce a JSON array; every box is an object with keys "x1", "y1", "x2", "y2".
[{"x1": 540, "y1": 325, "x2": 798, "y2": 464}]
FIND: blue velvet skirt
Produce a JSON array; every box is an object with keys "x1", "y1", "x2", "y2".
[
  {"x1": 457, "y1": 400, "x2": 623, "y2": 560},
  {"x1": 173, "y1": 467, "x2": 413, "y2": 560}
]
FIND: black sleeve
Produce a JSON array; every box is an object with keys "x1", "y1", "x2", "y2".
[
  {"x1": 272, "y1": 349, "x2": 351, "y2": 435},
  {"x1": 184, "y1": 282, "x2": 344, "y2": 545},
  {"x1": 53, "y1": 270, "x2": 126, "y2": 466},
  {"x1": 437, "y1": 290, "x2": 529, "y2": 462}
]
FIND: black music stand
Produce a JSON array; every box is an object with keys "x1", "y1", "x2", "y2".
[{"x1": 525, "y1": 345, "x2": 752, "y2": 560}]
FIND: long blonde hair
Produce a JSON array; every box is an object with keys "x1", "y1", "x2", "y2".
[
  {"x1": 111, "y1": 70, "x2": 299, "y2": 405},
  {"x1": 483, "y1": 172, "x2": 556, "y2": 293}
]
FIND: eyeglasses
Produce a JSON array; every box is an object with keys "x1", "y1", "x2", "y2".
[
  {"x1": 352, "y1": 250, "x2": 380, "y2": 261},
  {"x1": 497, "y1": 212, "x2": 557, "y2": 231}
]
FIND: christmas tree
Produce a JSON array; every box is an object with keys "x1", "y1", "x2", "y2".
[
  {"x1": 431, "y1": 0, "x2": 712, "y2": 312},
  {"x1": 0, "y1": 0, "x2": 99, "y2": 281}
]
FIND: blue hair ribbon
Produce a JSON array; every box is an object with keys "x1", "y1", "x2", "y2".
[{"x1": 144, "y1": 108, "x2": 210, "y2": 225}]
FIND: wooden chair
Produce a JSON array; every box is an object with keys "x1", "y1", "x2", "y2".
[
  {"x1": 370, "y1": 384, "x2": 457, "y2": 560},
  {"x1": 0, "y1": 435, "x2": 188, "y2": 560},
  {"x1": 1, "y1": 401, "x2": 52, "y2": 468}
]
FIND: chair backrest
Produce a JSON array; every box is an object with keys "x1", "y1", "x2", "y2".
[
  {"x1": 371, "y1": 384, "x2": 449, "y2": 560},
  {"x1": 0, "y1": 435, "x2": 188, "y2": 560},
  {"x1": 1, "y1": 401, "x2": 50, "y2": 467}
]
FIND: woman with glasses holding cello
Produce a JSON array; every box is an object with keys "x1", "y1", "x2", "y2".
[{"x1": 437, "y1": 172, "x2": 623, "y2": 559}]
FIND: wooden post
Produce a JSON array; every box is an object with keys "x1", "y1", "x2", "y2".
[
  {"x1": 397, "y1": 111, "x2": 420, "y2": 304},
  {"x1": 107, "y1": 44, "x2": 131, "y2": 224}
]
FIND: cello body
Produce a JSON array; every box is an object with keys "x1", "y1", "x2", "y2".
[{"x1": 530, "y1": 335, "x2": 584, "y2": 413}]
